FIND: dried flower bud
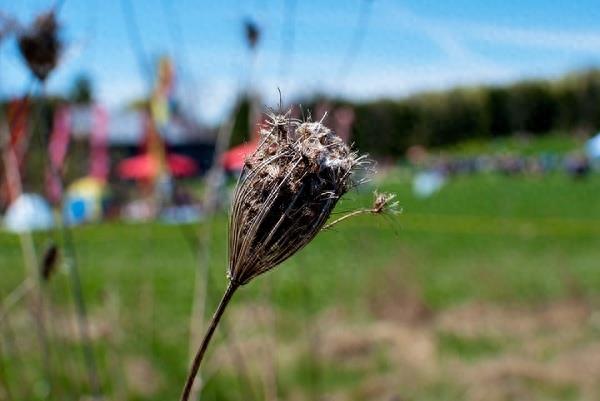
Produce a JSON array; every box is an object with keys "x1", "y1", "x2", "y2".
[
  {"x1": 372, "y1": 191, "x2": 400, "y2": 214},
  {"x1": 40, "y1": 243, "x2": 59, "y2": 281},
  {"x1": 244, "y1": 19, "x2": 260, "y2": 50},
  {"x1": 17, "y1": 11, "x2": 60, "y2": 81},
  {"x1": 228, "y1": 113, "x2": 369, "y2": 285}
]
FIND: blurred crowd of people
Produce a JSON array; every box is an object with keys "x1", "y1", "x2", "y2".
[{"x1": 406, "y1": 145, "x2": 596, "y2": 180}]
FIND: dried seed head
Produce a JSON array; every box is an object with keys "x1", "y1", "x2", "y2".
[
  {"x1": 372, "y1": 191, "x2": 401, "y2": 214},
  {"x1": 17, "y1": 11, "x2": 60, "y2": 81},
  {"x1": 228, "y1": 112, "x2": 369, "y2": 285},
  {"x1": 244, "y1": 19, "x2": 260, "y2": 49},
  {"x1": 40, "y1": 243, "x2": 59, "y2": 281}
]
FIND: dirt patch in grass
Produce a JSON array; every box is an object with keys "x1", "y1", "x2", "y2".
[
  {"x1": 216, "y1": 296, "x2": 600, "y2": 401},
  {"x1": 367, "y1": 259, "x2": 433, "y2": 325},
  {"x1": 436, "y1": 299, "x2": 592, "y2": 339},
  {"x1": 124, "y1": 356, "x2": 165, "y2": 396}
]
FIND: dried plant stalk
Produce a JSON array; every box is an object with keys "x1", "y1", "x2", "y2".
[
  {"x1": 0, "y1": 279, "x2": 33, "y2": 324},
  {"x1": 322, "y1": 191, "x2": 400, "y2": 230},
  {"x1": 181, "y1": 282, "x2": 238, "y2": 401},
  {"x1": 181, "y1": 111, "x2": 374, "y2": 401}
]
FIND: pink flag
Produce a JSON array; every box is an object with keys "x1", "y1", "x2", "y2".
[
  {"x1": 333, "y1": 107, "x2": 355, "y2": 144},
  {"x1": 46, "y1": 106, "x2": 71, "y2": 203},
  {"x1": 1, "y1": 99, "x2": 29, "y2": 205}
]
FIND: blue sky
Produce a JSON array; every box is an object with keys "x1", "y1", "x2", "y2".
[{"x1": 2, "y1": 0, "x2": 600, "y2": 124}]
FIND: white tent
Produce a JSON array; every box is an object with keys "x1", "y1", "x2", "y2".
[{"x1": 3, "y1": 193, "x2": 54, "y2": 233}]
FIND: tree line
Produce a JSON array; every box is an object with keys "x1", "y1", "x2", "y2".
[{"x1": 341, "y1": 69, "x2": 600, "y2": 157}]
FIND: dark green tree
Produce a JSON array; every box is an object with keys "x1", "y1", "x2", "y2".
[{"x1": 69, "y1": 74, "x2": 93, "y2": 104}]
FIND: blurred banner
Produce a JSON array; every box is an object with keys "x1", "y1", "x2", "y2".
[
  {"x1": 90, "y1": 105, "x2": 109, "y2": 180},
  {"x1": 1, "y1": 98, "x2": 30, "y2": 205},
  {"x1": 46, "y1": 106, "x2": 71, "y2": 204}
]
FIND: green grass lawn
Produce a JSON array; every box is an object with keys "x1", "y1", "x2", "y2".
[
  {"x1": 439, "y1": 133, "x2": 584, "y2": 156},
  {"x1": 1, "y1": 171, "x2": 600, "y2": 401}
]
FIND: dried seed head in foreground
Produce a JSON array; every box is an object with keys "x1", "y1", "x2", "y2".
[
  {"x1": 228, "y1": 113, "x2": 369, "y2": 285},
  {"x1": 17, "y1": 11, "x2": 60, "y2": 81}
]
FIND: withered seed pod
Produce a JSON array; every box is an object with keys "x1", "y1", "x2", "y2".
[
  {"x1": 17, "y1": 11, "x2": 61, "y2": 81},
  {"x1": 181, "y1": 111, "x2": 373, "y2": 401},
  {"x1": 228, "y1": 113, "x2": 367, "y2": 285},
  {"x1": 40, "y1": 243, "x2": 59, "y2": 282}
]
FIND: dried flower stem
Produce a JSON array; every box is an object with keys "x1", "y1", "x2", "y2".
[
  {"x1": 38, "y1": 79, "x2": 101, "y2": 396},
  {"x1": 0, "y1": 90, "x2": 47, "y2": 399},
  {"x1": 0, "y1": 279, "x2": 33, "y2": 324},
  {"x1": 18, "y1": 231, "x2": 53, "y2": 396},
  {"x1": 181, "y1": 281, "x2": 239, "y2": 401},
  {"x1": 181, "y1": 226, "x2": 258, "y2": 401},
  {"x1": 322, "y1": 208, "x2": 376, "y2": 230},
  {"x1": 60, "y1": 223, "x2": 102, "y2": 396},
  {"x1": 185, "y1": 96, "x2": 258, "y2": 400},
  {"x1": 323, "y1": 191, "x2": 400, "y2": 230}
]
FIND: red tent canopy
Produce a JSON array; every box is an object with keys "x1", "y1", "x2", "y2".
[
  {"x1": 117, "y1": 153, "x2": 197, "y2": 180},
  {"x1": 221, "y1": 140, "x2": 258, "y2": 172}
]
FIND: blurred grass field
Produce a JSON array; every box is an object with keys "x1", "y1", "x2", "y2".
[{"x1": 2, "y1": 171, "x2": 600, "y2": 401}]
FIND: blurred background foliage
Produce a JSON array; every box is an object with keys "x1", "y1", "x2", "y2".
[{"x1": 302, "y1": 69, "x2": 600, "y2": 157}]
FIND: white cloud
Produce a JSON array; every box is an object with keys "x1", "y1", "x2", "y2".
[
  {"x1": 385, "y1": 2, "x2": 600, "y2": 55},
  {"x1": 458, "y1": 24, "x2": 600, "y2": 54}
]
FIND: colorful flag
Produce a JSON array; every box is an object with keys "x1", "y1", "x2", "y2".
[
  {"x1": 46, "y1": 106, "x2": 71, "y2": 203},
  {"x1": 90, "y1": 105, "x2": 109, "y2": 180}
]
